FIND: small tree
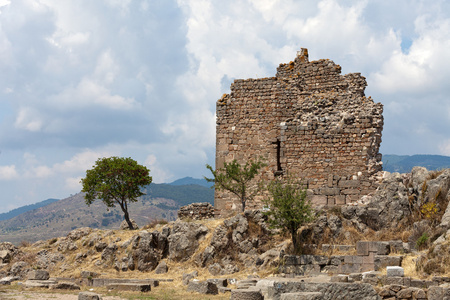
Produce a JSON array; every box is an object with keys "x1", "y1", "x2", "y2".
[
  {"x1": 264, "y1": 177, "x2": 314, "y2": 252},
  {"x1": 81, "y1": 156, "x2": 152, "y2": 230},
  {"x1": 205, "y1": 158, "x2": 266, "y2": 212}
]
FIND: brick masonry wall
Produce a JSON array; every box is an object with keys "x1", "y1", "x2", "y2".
[{"x1": 215, "y1": 48, "x2": 383, "y2": 216}]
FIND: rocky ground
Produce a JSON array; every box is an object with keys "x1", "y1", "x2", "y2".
[{"x1": 0, "y1": 167, "x2": 450, "y2": 299}]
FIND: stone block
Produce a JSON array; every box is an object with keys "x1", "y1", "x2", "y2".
[
  {"x1": 382, "y1": 276, "x2": 409, "y2": 286},
  {"x1": 187, "y1": 280, "x2": 218, "y2": 295},
  {"x1": 330, "y1": 256, "x2": 344, "y2": 266},
  {"x1": 207, "y1": 278, "x2": 228, "y2": 287},
  {"x1": 24, "y1": 280, "x2": 57, "y2": 288},
  {"x1": 299, "y1": 255, "x2": 329, "y2": 265},
  {"x1": 50, "y1": 282, "x2": 81, "y2": 290},
  {"x1": 361, "y1": 263, "x2": 374, "y2": 272},
  {"x1": 396, "y1": 287, "x2": 423, "y2": 299},
  {"x1": 154, "y1": 261, "x2": 168, "y2": 274},
  {"x1": 320, "y1": 188, "x2": 340, "y2": 196},
  {"x1": 219, "y1": 287, "x2": 231, "y2": 293},
  {"x1": 335, "y1": 195, "x2": 346, "y2": 205},
  {"x1": 27, "y1": 270, "x2": 50, "y2": 280},
  {"x1": 341, "y1": 188, "x2": 360, "y2": 195},
  {"x1": 338, "y1": 263, "x2": 361, "y2": 274},
  {"x1": 356, "y1": 241, "x2": 369, "y2": 256},
  {"x1": 338, "y1": 180, "x2": 360, "y2": 188},
  {"x1": 230, "y1": 289, "x2": 263, "y2": 300},
  {"x1": 310, "y1": 195, "x2": 327, "y2": 206},
  {"x1": 107, "y1": 283, "x2": 151, "y2": 292},
  {"x1": 386, "y1": 266, "x2": 404, "y2": 277},
  {"x1": 374, "y1": 255, "x2": 403, "y2": 271},
  {"x1": 78, "y1": 292, "x2": 102, "y2": 300},
  {"x1": 349, "y1": 273, "x2": 363, "y2": 282},
  {"x1": 331, "y1": 275, "x2": 348, "y2": 282},
  {"x1": 389, "y1": 240, "x2": 404, "y2": 253},
  {"x1": 376, "y1": 242, "x2": 390, "y2": 255},
  {"x1": 280, "y1": 292, "x2": 323, "y2": 300}
]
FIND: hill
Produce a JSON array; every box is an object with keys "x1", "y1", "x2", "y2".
[
  {"x1": 168, "y1": 176, "x2": 214, "y2": 188},
  {"x1": 0, "y1": 198, "x2": 59, "y2": 221},
  {"x1": 382, "y1": 154, "x2": 450, "y2": 173},
  {"x1": 0, "y1": 182, "x2": 213, "y2": 245}
]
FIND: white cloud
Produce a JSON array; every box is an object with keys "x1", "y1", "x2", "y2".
[
  {"x1": 14, "y1": 107, "x2": 43, "y2": 132},
  {"x1": 65, "y1": 176, "x2": 82, "y2": 190},
  {"x1": 0, "y1": 165, "x2": 18, "y2": 180},
  {"x1": 53, "y1": 149, "x2": 116, "y2": 173},
  {"x1": 371, "y1": 15, "x2": 450, "y2": 95},
  {"x1": 25, "y1": 165, "x2": 53, "y2": 179}
]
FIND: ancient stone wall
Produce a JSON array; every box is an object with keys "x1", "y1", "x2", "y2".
[
  {"x1": 215, "y1": 49, "x2": 383, "y2": 216},
  {"x1": 177, "y1": 203, "x2": 215, "y2": 220}
]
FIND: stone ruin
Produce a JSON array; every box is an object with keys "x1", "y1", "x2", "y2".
[{"x1": 215, "y1": 48, "x2": 383, "y2": 216}]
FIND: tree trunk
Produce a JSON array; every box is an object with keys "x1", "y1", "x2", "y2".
[
  {"x1": 291, "y1": 229, "x2": 299, "y2": 254},
  {"x1": 123, "y1": 210, "x2": 134, "y2": 230},
  {"x1": 119, "y1": 200, "x2": 134, "y2": 230}
]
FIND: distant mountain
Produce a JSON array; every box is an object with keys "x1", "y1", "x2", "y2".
[
  {"x1": 0, "y1": 198, "x2": 59, "y2": 221},
  {"x1": 168, "y1": 176, "x2": 214, "y2": 188},
  {"x1": 0, "y1": 182, "x2": 214, "y2": 245},
  {"x1": 382, "y1": 154, "x2": 450, "y2": 173}
]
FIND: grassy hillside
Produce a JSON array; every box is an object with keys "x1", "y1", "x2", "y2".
[{"x1": 0, "y1": 182, "x2": 213, "y2": 245}]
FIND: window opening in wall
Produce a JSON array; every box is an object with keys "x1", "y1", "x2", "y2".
[{"x1": 273, "y1": 139, "x2": 283, "y2": 176}]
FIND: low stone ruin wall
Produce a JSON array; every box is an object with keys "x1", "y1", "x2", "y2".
[
  {"x1": 177, "y1": 202, "x2": 215, "y2": 220},
  {"x1": 279, "y1": 241, "x2": 406, "y2": 275}
]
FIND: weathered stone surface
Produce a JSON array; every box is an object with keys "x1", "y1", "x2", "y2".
[
  {"x1": 386, "y1": 266, "x2": 404, "y2": 277},
  {"x1": 231, "y1": 289, "x2": 264, "y2": 300},
  {"x1": 280, "y1": 292, "x2": 323, "y2": 300},
  {"x1": 168, "y1": 220, "x2": 208, "y2": 262},
  {"x1": 207, "y1": 278, "x2": 228, "y2": 287},
  {"x1": 9, "y1": 261, "x2": 29, "y2": 278},
  {"x1": 267, "y1": 281, "x2": 380, "y2": 300},
  {"x1": 120, "y1": 219, "x2": 139, "y2": 230},
  {"x1": 27, "y1": 269, "x2": 50, "y2": 280},
  {"x1": 182, "y1": 270, "x2": 198, "y2": 285},
  {"x1": 100, "y1": 243, "x2": 117, "y2": 263},
  {"x1": 24, "y1": 279, "x2": 57, "y2": 288},
  {"x1": 154, "y1": 260, "x2": 168, "y2": 274},
  {"x1": 67, "y1": 227, "x2": 92, "y2": 241},
  {"x1": 49, "y1": 282, "x2": 81, "y2": 290},
  {"x1": 237, "y1": 279, "x2": 258, "y2": 289},
  {"x1": 374, "y1": 255, "x2": 402, "y2": 271},
  {"x1": 0, "y1": 250, "x2": 11, "y2": 263},
  {"x1": 91, "y1": 278, "x2": 160, "y2": 287},
  {"x1": 178, "y1": 202, "x2": 215, "y2": 220},
  {"x1": 107, "y1": 283, "x2": 151, "y2": 292},
  {"x1": 78, "y1": 291, "x2": 103, "y2": 300},
  {"x1": 187, "y1": 280, "x2": 218, "y2": 295}
]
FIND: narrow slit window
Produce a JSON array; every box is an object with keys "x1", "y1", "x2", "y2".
[{"x1": 273, "y1": 139, "x2": 283, "y2": 176}]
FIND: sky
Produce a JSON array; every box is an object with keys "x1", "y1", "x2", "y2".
[{"x1": 0, "y1": 0, "x2": 449, "y2": 213}]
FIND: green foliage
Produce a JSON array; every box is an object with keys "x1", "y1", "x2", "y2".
[
  {"x1": 81, "y1": 156, "x2": 152, "y2": 229},
  {"x1": 205, "y1": 158, "x2": 266, "y2": 211},
  {"x1": 264, "y1": 177, "x2": 314, "y2": 253},
  {"x1": 416, "y1": 232, "x2": 429, "y2": 250}
]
